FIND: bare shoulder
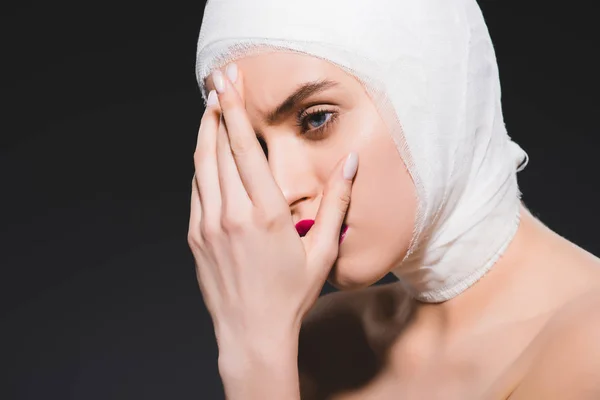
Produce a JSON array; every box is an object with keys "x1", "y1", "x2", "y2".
[
  {"x1": 509, "y1": 288, "x2": 600, "y2": 399},
  {"x1": 298, "y1": 283, "x2": 414, "y2": 399}
]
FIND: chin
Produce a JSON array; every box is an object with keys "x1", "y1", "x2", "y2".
[{"x1": 326, "y1": 258, "x2": 391, "y2": 291}]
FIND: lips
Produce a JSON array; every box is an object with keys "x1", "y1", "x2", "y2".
[
  {"x1": 339, "y1": 224, "x2": 349, "y2": 244},
  {"x1": 295, "y1": 219, "x2": 315, "y2": 237},
  {"x1": 295, "y1": 219, "x2": 349, "y2": 244}
]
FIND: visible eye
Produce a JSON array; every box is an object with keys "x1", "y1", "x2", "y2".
[
  {"x1": 306, "y1": 111, "x2": 333, "y2": 129},
  {"x1": 295, "y1": 108, "x2": 339, "y2": 139}
]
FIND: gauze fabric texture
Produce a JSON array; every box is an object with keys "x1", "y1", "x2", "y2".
[{"x1": 195, "y1": 0, "x2": 529, "y2": 302}]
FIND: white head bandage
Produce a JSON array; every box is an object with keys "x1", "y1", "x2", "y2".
[{"x1": 195, "y1": 0, "x2": 529, "y2": 302}]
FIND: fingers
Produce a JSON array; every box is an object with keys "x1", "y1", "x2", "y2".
[
  {"x1": 211, "y1": 65, "x2": 287, "y2": 214},
  {"x1": 226, "y1": 63, "x2": 246, "y2": 105},
  {"x1": 189, "y1": 172, "x2": 202, "y2": 233},
  {"x1": 189, "y1": 172, "x2": 221, "y2": 314},
  {"x1": 305, "y1": 153, "x2": 358, "y2": 270},
  {"x1": 216, "y1": 112, "x2": 252, "y2": 224},
  {"x1": 194, "y1": 91, "x2": 222, "y2": 225},
  {"x1": 212, "y1": 65, "x2": 252, "y2": 227}
]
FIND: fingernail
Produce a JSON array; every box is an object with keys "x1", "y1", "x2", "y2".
[
  {"x1": 343, "y1": 152, "x2": 358, "y2": 180},
  {"x1": 212, "y1": 70, "x2": 225, "y2": 93},
  {"x1": 206, "y1": 90, "x2": 218, "y2": 107},
  {"x1": 226, "y1": 63, "x2": 238, "y2": 84}
]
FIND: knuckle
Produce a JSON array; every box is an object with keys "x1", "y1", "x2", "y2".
[
  {"x1": 193, "y1": 148, "x2": 211, "y2": 165},
  {"x1": 193, "y1": 151, "x2": 209, "y2": 173},
  {"x1": 187, "y1": 231, "x2": 202, "y2": 248},
  {"x1": 220, "y1": 202, "x2": 252, "y2": 233},
  {"x1": 340, "y1": 190, "x2": 351, "y2": 207},
  {"x1": 200, "y1": 219, "x2": 221, "y2": 241},
  {"x1": 335, "y1": 191, "x2": 352, "y2": 216},
  {"x1": 259, "y1": 207, "x2": 291, "y2": 231},
  {"x1": 220, "y1": 213, "x2": 246, "y2": 234},
  {"x1": 229, "y1": 136, "x2": 253, "y2": 158}
]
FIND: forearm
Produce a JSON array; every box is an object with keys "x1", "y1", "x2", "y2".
[{"x1": 218, "y1": 332, "x2": 301, "y2": 399}]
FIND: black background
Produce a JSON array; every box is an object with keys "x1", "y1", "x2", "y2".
[{"x1": 1, "y1": 1, "x2": 598, "y2": 399}]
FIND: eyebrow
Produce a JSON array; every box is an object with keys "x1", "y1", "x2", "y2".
[{"x1": 264, "y1": 79, "x2": 338, "y2": 125}]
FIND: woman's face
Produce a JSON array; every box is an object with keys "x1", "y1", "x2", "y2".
[{"x1": 205, "y1": 52, "x2": 417, "y2": 290}]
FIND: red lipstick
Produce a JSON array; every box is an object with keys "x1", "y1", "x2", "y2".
[
  {"x1": 339, "y1": 224, "x2": 349, "y2": 244},
  {"x1": 295, "y1": 219, "x2": 315, "y2": 237},
  {"x1": 295, "y1": 219, "x2": 349, "y2": 244}
]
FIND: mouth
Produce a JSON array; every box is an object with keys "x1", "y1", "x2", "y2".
[
  {"x1": 295, "y1": 219, "x2": 349, "y2": 244},
  {"x1": 295, "y1": 219, "x2": 315, "y2": 237}
]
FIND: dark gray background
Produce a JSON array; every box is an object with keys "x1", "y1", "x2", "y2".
[{"x1": 2, "y1": 1, "x2": 598, "y2": 399}]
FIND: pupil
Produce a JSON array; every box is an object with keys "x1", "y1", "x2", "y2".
[{"x1": 309, "y1": 113, "x2": 328, "y2": 128}]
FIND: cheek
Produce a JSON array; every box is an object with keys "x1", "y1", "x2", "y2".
[{"x1": 328, "y1": 122, "x2": 417, "y2": 290}]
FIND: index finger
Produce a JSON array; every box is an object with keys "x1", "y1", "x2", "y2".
[
  {"x1": 210, "y1": 65, "x2": 287, "y2": 213},
  {"x1": 226, "y1": 63, "x2": 246, "y2": 105}
]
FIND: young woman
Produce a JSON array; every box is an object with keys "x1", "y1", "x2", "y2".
[{"x1": 187, "y1": 0, "x2": 600, "y2": 398}]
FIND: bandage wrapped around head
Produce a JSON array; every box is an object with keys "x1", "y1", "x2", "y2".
[{"x1": 195, "y1": 0, "x2": 529, "y2": 302}]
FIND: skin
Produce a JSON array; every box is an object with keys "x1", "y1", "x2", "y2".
[
  {"x1": 223, "y1": 52, "x2": 416, "y2": 290},
  {"x1": 192, "y1": 51, "x2": 600, "y2": 399}
]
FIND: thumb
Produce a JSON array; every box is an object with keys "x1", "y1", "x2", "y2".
[{"x1": 305, "y1": 152, "x2": 359, "y2": 269}]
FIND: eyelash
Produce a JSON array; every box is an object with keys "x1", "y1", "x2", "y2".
[{"x1": 295, "y1": 107, "x2": 339, "y2": 139}]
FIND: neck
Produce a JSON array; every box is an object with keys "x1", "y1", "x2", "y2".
[{"x1": 408, "y1": 204, "x2": 596, "y2": 339}]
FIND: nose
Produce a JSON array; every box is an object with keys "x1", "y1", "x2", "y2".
[{"x1": 267, "y1": 140, "x2": 318, "y2": 212}]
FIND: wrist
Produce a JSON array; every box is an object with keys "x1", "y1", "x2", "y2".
[
  {"x1": 218, "y1": 329, "x2": 299, "y2": 378},
  {"x1": 217, "y1": 327, "x2": 301, "y2": 399}
]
